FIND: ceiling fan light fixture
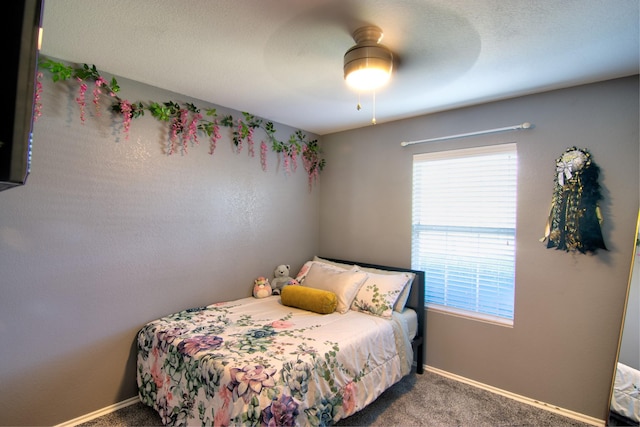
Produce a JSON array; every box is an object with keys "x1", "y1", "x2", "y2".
[{"x1": 344, "y1": 26, "x2": 393, "y2": 92}]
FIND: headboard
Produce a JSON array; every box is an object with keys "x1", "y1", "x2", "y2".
[{"x1": 320, "y1": 256, "x2": 425, "y2": 374}]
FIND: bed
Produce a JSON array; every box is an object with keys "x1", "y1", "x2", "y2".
[
  {"x1": 610, "y1": 362, "x2": 640, "y2": 425},
  {"x1": 136, "y1": 256, "x2": 425, "y2": 426}
]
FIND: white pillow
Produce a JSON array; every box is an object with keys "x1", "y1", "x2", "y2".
[
  {"x1": 393, "y1": 276, "x2": 414, "y2": 312},
  {"x1": 295, "y1": 260, "x2": 315, "y2": 283},
  {"x1": 312, "y1": 256, "x2": 355, "y2": 270},
  {"x1": 302, "y1": 262, "x2": 367, "y2": 314},
  {"x1": 354, "y1": 265, "x2": 415, "y2": 312},
  {"x1": 295, "y1": 258, "x2": 351, "y2": 283},
  {"x1": 299, "y1": 260, "x2": 415, "y2": 312},
  {"x1": 351, "y1": 271, "x2": 410, "y2": 318}
]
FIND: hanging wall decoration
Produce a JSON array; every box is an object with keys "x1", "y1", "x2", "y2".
[
  {"x1": 541, "y1": 146, "x2": 607, "y2": 253},
  {"x1": 36, "y1": 58, "x2": 326, "y2": 189}
]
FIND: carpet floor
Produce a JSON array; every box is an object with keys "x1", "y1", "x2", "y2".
[{"x1": 78, "y1": 370, "x2": 599, "y2": 426}]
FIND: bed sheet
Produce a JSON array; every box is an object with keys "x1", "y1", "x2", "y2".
[
  {"x1": 137, "y1": 295, "x2": 413, "y2": 426},
  {"x1": 611, "y1": 362, "x2": 640, "y2": 423},
  {"x1": 395, "y1": 307, "x2": 418, "y2": 340}
]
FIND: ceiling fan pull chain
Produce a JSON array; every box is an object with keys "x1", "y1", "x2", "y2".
[{"x1": 372, "y1": 91, "x2": 377, "y2": 125}]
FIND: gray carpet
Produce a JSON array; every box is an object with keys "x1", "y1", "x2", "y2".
[{"x1": 79, "y1": 370, "x2": 595, "y2": 426}]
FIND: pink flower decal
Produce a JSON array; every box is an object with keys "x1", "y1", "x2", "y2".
[
  {"x1": 260, "y1": 141, "x2": 268, "y2": 171},
  {"x1": 247, "y1": 127, "x2": 255, "y2": 157},
  {"x1": 93, "y1": 77, "x2": 108, "y2": 116},
  {"x1": 283, "y1": 152, "x2": 291, "y2": 175},
  {"x1": 179, "y1": 109, "x2": 189, "y2": 153},
  {"x1": 76, "y1": 78, "x2": 88, "y2": 123},
  {"x1": 302, "y1": 144, "x2": 321, "y2": 190},
  {"x1": 119, "y1": 100, "x2": 133, "y2": 140},
  {"x1": 290, "y1": 146, "x2": 298, "y2": 172},
  {"x1": 187, "y1": 112, "x2": 202, "y2": 147},
  {"x1": 38, "y1": 59, "x2": 325, "y2": 188},
  {"x1": 236, "y1": 119, "x2": 243, "y2": 153},
  {"x1": 209, "y1": 120, "x2": 221, "y2": 155}
]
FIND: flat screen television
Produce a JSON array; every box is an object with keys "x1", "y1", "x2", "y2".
[{"x1": 0, "y1": 0, "x2": 44, "y2": 191}]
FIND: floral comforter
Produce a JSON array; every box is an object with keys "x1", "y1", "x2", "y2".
[{"x1": 137, "y1": 296, "x2": 413, "y2": 426}]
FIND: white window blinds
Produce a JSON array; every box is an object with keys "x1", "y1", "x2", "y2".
[{"x1": 411, "y1": 143, "x2": 518, "y2": 321}]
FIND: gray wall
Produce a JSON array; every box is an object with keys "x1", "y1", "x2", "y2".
[
  {"x1": 2, "y1": 68, "x2": 636, "y2": 425},
  {"x1": 319, "y1": 76, "x2": 639, "y2": 421},
  {"x1": 0, "y1": 74, "x2": 320, "y2": 425}
]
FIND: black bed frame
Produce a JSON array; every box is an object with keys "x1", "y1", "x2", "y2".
[
  {"x1": 321, "y1": 257, "x2": 425, "y2": 375},
  {"x1": 608, "y1": 410, "x2": 639, "y2": 426}
]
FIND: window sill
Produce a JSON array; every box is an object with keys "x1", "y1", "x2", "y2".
[{"x1": 426, "y1": 303, "x2": 514, "y2": 328}]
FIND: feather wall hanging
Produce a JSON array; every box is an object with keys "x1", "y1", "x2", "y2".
[{"x1": 541, "y1": 146, "x2": 607, "y2": 253}]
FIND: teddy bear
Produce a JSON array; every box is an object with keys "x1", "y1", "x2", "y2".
[
  {"x1": 270, "y1": 264, "x2": 294, "y2": 295},
  {"x1": 253, "y1": 276, "x2": 272, "y2": 298}
]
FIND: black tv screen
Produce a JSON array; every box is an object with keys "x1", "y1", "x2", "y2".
[{"x1": 0, "y1": 0, "x2": 43, "y2": 191}]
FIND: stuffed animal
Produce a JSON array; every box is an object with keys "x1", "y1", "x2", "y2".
[
  {"x1": 287, "y1": 279, "x2": 300, "y2": 287},
  {"x1": 271, "y1": 264, "x2": 294, "y2": 295},
  {"x1": 253, "y1": 276, "x2": 272, "y2": 298}
]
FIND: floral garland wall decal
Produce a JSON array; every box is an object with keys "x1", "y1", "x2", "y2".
[
  {"x1": 37, "y1": 58, "x2": 325, "y2": 189},
  {"x1": 540, "y1": 146, "x2": 607, "y2": 254}
]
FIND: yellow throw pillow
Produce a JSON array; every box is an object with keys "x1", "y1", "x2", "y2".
[{"x1": 281, "y1": 286, "x2": 338, "y2": 314}]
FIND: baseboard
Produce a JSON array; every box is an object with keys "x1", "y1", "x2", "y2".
[
  {"x1": 58, "y1": 368, "x2": 608, "y2": 427},
  {"x1": 54, "y1": 396, "x2": 140, "y2": 427},
  {"x1": 425, "y1": 365, "x2": 606, "y2": 427}
]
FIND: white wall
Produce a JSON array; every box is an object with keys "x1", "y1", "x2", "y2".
[{"x1": 0, "y1": 71, "x2": 321, "y2": 426}]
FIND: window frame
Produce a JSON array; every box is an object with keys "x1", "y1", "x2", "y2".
[{"x1": 411, "y1": 143, "x2": 518, "y2": 326}]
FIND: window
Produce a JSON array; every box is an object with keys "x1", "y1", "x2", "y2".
[{"x1": 411, "y1": 143, "x2": 518, "y2": 322}]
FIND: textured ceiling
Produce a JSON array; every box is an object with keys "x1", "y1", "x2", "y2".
[{"x1": 40, "y1": 0, "x2": 639, "y2": 135}]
